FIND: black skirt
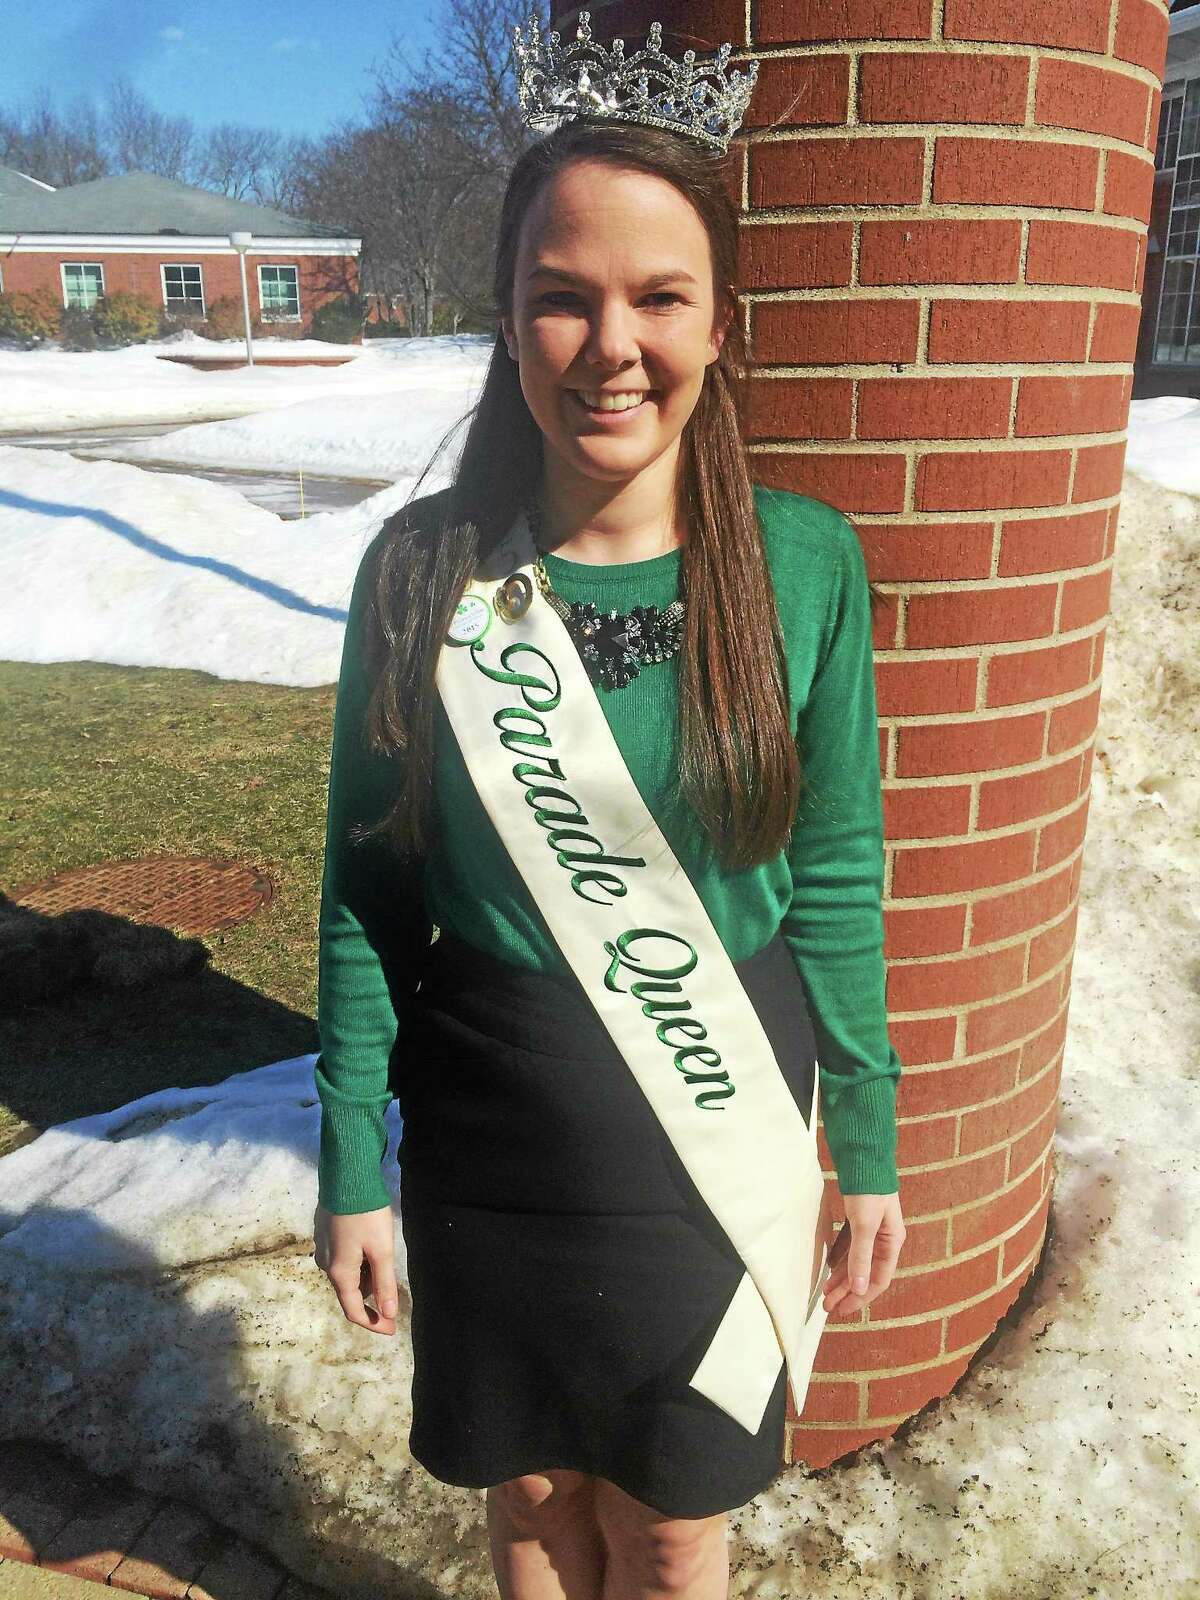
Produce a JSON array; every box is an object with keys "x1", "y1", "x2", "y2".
[{"x1": 395, "y1": 924, "x2": 819, "y2": 1520}]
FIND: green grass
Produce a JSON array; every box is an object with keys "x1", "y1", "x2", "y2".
[{"x1": 0, "y1": 658, "x2": 337, "y2": 1158}]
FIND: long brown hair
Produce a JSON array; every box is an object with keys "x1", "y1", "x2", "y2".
[{"x1": 354, "y1": 119, "x2": 830, "y2": 873}]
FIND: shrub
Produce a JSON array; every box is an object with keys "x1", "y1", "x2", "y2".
[
  {"x1": 309, "y1": 293, "x2": 365, "y2": 343},
  {"x1": 159, "y1": 306, "x2": 209, "y2": 340},
  {"x1": 0, "y1": 288, "x2": 62, "y2": 347},
  {"x1": 58, "y1": 305, "x2": 98, "y2": 351},
  {"x1": 201, "y1": 293, "x2": 266, "y2": 342},
  {"x1": 92, "y1": 291, "x2": 161, "y2": 346}
]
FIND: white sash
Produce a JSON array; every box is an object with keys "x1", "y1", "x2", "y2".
[{"x1": 433, "y1": 509, "x2": 841, "y2": 1435}]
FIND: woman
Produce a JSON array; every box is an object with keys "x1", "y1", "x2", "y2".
[{"x1": 313, "y1": 21, "x2": 906, "y2": 1600}]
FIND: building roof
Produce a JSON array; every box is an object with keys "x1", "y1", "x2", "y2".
[
  {"x1": 0, "y1": 166, "x2": 348, "y2": 240},
  {"x1": 0, "y1": 167, "x2": 57, "y2": 201}
]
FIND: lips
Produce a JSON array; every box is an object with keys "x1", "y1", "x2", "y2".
[{"x1": 569, "y1": 388, "x2": 656, "y2": 416}]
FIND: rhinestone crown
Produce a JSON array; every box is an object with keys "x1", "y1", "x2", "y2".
[{"x1": 512, "y1": 10, "x2": 759, "y2": 156}]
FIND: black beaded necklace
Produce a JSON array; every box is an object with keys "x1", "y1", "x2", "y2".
[{"x1": 525, "y1": 497, "x2": 686, "y2": 691}]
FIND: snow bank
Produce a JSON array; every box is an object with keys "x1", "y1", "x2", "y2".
[{"x1": 0, "y1": 332, "x2": 493, "y2": 435}]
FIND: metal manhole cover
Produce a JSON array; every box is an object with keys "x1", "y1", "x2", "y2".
[{"x1": 8, "y1": 855, "x2": 276, "y2": 936}]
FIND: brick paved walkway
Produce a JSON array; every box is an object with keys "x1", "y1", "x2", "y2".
[{"x1": 0, "y1": 1440, "x2": 331, "y2": 1599}]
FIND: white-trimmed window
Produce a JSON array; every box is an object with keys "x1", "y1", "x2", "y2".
[
  {"x1": 258, "y1": 263, "x2": 300, "y2": 320},
  {"x1": 162, "y1": 262, "x2": 205, "y2": 314},
  {"x1": 62, "y1": 262, "x2": 105, "y2": 309},
  {"x1": 1152, "y1": 79, "x2": 1200, "y2": 366}
]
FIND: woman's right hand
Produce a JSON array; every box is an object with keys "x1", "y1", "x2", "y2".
[{"x1": 314, "y1": 1202, "x2": 401, "y2": 1336}]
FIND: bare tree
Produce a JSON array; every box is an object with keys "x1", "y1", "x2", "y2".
[
  {"x1": 377, "y1": 82, "x2": 492, "y2": 332},
  {"x1": 105, "y1": 76, "x2": 196, "y2": 181},
  {"x1": 0, "y1": 87, "x2": 108, "y2": 185},
  {"x1": 387, "y1": 0, "x2": 548, "y2": 174},
  {"x1": 437, "y1": 160, "x2": 506, "y2": 324},
  {"x1": 196, "y1": 122, "x2": 282, "y2": 201},
  {"x1": 341, "y1": 0, "x2": 546, "y2": 330},
  {"x1": 257, "y1": 133, "x2": 320, "y2": 214}
]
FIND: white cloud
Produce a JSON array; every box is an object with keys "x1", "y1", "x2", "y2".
[
  {"x1": 158, "y1": 25, "x2": 185, "y2": 41},
  {"x1": 270, "y1": 35, "x2": 319, "y2": 53}
]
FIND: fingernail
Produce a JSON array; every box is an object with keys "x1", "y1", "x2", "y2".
[
  {"x1": 382, "y1": 1300, "x2": 397, "y2": 1316},
  {"x1": 852, "y1": 1276, "x2": 868, "y2": 1294}
]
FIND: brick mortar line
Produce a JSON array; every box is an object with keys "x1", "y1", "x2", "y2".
[
  {"x1": 1004, "y1": 368, "x2": 1024, "y2": 432},
  {"x1": 743, "y1": 286, "x2": 1143, "y2": 303},
  {"x1": 1025, "y1": 51, "x2": 1040, "y2": 128},
  {"x1": 876, "y1": 928, "x2": 1088, "y2": 985},
  {"x1": 846, "y1": 50, "x2": 861, "y2": 128},
  {"x1": 740, "y1": 202, "x2": 1149, "y2": 227},
  {"x1": 889, "y1": 1158, "x2": 1056, "y2": 1254},
  {"x1": 876, "y1": 636, "x2": 1107, "y2": 688},
  {"x1": 1018, "y1": 215, "x2": 1032, "y2": 283},
  {"x1": 885, "y1": 769, "x2": 1096, "y2": 849},
  {"x1": 891, "y1": 895, "x2": 1082, "y2": 978},
  {"x1": 870, "y1": 563, "x2": 1113, "y2": 588},
  {"x1": 1107, "y1": 0, "x2": 1122, "y2": 57},
  {"x1": 751, "y1": 360, "x2": 1136, "y2": 376},
  {"x1": 810, "y1": 1297, "x2": 1044, "y2": 1392},
  {"x1": 908, "y1": 1011, "x2": 1068, "y2": 1100},
  {"x1": 922, "y1": 131, "x2": 936, "y2": 204},
  {"x1": 876, "y1": 732, "x2": 1107, "y2": 800},
  {"x1": 741, "y1": 39, "x2": 1164, "y2": 92},
  {"x1": 0, "y1": 1513, "x2": 300, "y2": 1598},
  {"x1": 897, "y1": 1134, "x2": 1053, "y2": 1212},
  {"x1": 814, "y1": 1254, "x2": 1044, "y2": 1360},
  {"x1": 887, "y1": 991, "x2": 1071, "y2": 1071},
  {"x1": 749, "y1": 427, "x2": 1130, "y2": 449},
  {"x1": 892, "y1": 916, "x2": 1078, "y2": 1005},
  {"x1": 917, "y1": 298, "x2": 932, "y2": 362},
  {"x1": 803, "y1": 1221, "x2": 1054, "y2": 1349},
  {"x1": 880, "y1": 838, "x2": 1087, "y2": 917},
  {"x1": 852, "y1": 490, "x2": 1123, "y2": 520},
  {"x1": 819, "y1": 1168, "x2": 1056, "y2": 1303},
  {"x1": 893, "y1": 1037, "x2": 1059, "y2": 1081},
  {"x1": 747, "y1": 125, "x2": 1158, "y2": 158},
  {"x1": 933, "y1": 0, "x2": 947, "y2": 44},
  {"x1": 874, "y1": 682, "x2": 1105, "y2": 728}
]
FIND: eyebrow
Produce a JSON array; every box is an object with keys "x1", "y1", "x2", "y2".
[{"x1": 527, "y1": 265, "x2": 699, "y2": 289}]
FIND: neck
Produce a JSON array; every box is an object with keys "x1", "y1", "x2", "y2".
[{"x1": 535, "y1": 451, "x2": 687, "y2": 566}]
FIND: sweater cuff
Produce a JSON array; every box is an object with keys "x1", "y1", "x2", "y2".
[
  {"x1": 819, "y1": 1072, "x2": 900, "y2": 1196},
  {"x1": 315, "y1": 1092, "x2": 394, "y2": 1215}
]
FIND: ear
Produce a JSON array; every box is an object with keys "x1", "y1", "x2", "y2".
[
  {"x1": 707, "y1": 292, "x2": 735, "y2": 364},
  {"x1": 501, "y1": 316, "x2": 518, "y2": 362}
]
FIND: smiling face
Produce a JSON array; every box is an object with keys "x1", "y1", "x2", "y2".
[{"x1": 501, "y1": 157, "x2": 732, "y2": 494}]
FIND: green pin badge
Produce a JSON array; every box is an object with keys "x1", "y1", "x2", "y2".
[{"x1": 447, "y1": 592, "x2": 493, "y2": 646}]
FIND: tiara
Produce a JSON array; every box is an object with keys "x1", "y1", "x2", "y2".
[{"x1": 511, "y1": 10, "x2": 760, "y2": 156}]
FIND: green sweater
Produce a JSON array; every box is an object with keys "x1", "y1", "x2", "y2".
[{"x1": 315, "y1": 484, "x2": 902, "y2": 1214}]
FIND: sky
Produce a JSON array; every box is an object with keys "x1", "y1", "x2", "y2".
[{"x1": 0, "y1": 0, "x2": 442, "y2": 141}]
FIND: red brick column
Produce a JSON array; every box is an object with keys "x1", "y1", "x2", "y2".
[{"x1": 552, "y1": 0, "x2": 1168, "y2": 1466}]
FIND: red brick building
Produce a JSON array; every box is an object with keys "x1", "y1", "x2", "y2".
[{"x1": 0, "y1": 166, "x2": 361, "y2": 336}]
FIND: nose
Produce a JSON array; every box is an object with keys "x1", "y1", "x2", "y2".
[{"x1": 582, "y1": 296, "x2": 642, "y2": 376}]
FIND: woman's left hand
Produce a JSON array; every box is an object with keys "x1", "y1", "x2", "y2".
[{"x1": 822, "y1": 1191, "x2": 906, "y2": 1316}]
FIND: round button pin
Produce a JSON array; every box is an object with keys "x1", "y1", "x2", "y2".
[
  {"x1": 447, "y1": 593, "x2": 492, "y2": 646},
  {"x1": 495, "y1": 571, "x2": 533, "y2": 623}
]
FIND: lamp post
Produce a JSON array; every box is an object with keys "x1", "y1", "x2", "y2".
[{"x1": 228, "y1": 232, "x2": 254, "y2": 368}]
